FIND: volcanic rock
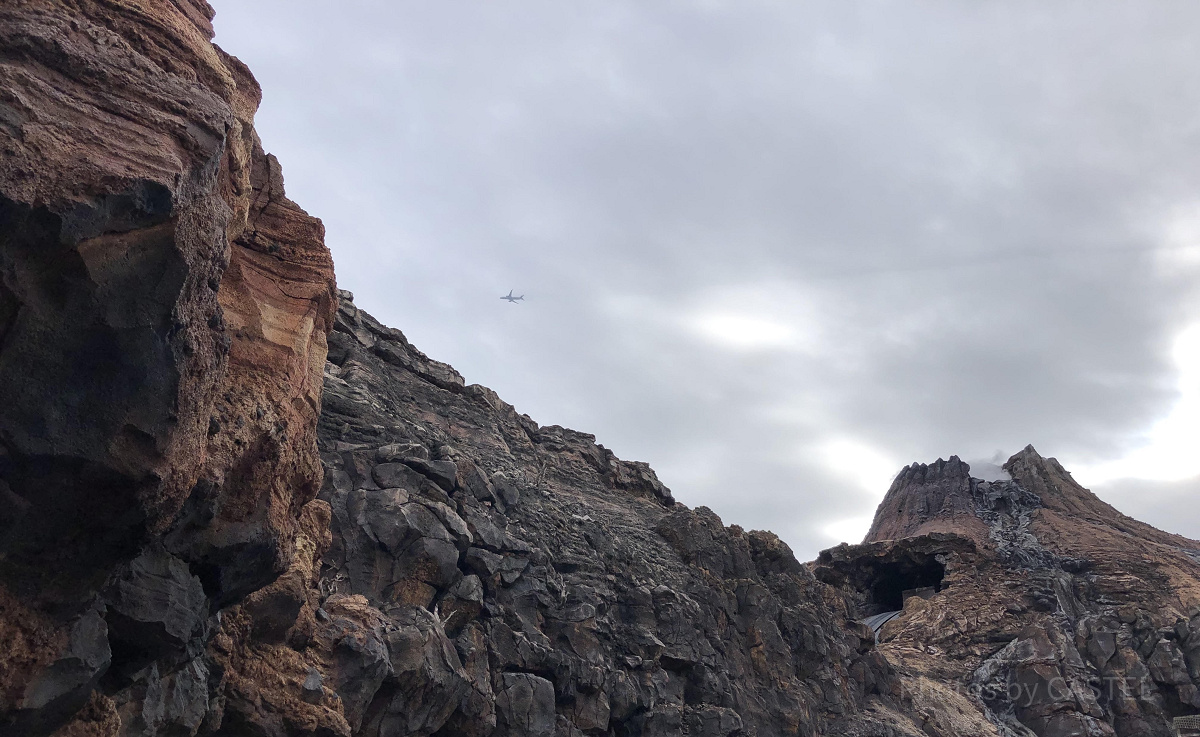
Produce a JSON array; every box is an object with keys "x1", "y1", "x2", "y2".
[
  {"x1": 816, "y1": 447, "x2": 1200, "y2": 737},
  {"x1": 292, "y1": 292, "x2": 915, "y2": 736},
  {"x1": 0, "y1": 1, "x2": 334, "y2": 733},
  {"x1": 7, "y1": 3, "x2": 1200, "y2": 737}
]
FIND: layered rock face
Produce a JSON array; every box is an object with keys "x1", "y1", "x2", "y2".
[
  {"x1": 211, "y1": 292, "x2": 919, "y2": 737},
  {"x1": 0, "y1": 2, "x2": 335, "y2": 734},
  {"x1": 3, "y1": 4, "x2": 921, "y2": 735},
  {"x1": 7, "y1": 4, "x2": 1200, "y2": 737},
  {"x1": 817, "y1": 448, "x2": 1200, "y2": 737}
]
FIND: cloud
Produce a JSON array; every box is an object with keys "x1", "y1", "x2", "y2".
[
  {"x1": 819, "y1": 438, "x2": 901, "y2": 500},
  {"x1": 1089, "y1": 475, "x2": 1200, "y2": 544},
  {"x1": 211, "y1": 0, "x2": 1200, "y2": 559},
  {"x1": 691, "y1": 313, "x2": 798, "y2": 351},
  {"x1": 1071, "y1": 323, "x2": 1200, "y2": 484}
]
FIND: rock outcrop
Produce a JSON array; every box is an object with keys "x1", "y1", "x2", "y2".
[
  {"x1": 0, "y1": 2, "x2": 335, "y2": 734},
  {"x1": 249, "y1": 292, "x2": 920, "y2": 737},
  {"x1": 6, "y1": 4, "x2": 1200, "y2": 737},
  {"x1": 817, "y1": 448, "x2": 1200, "y2": 737}
]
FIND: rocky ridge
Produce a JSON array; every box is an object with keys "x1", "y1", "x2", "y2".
[
  {"x1": 817, "y1": 450, "x2": 1200, "y2": 737},
  {"x1": 4, "y1": 3, "x2": 1200, "y2": 737},
  {"x1": 0, "y1": 6, "x2": 921, "y2": 734},
  {"x1": 274, "y1": 292, "x2": 916, "y2": 737}
]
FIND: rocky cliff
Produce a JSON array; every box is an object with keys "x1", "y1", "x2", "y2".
[
  {"x1": 4, "y1": 3, "x2": 1200, "y2": 737},
  {"x1": 0, "y1": 4, "x2": 913, "y2": 735},
  {"x1": 271, "y1": 293, "x2": 928, "y2": 737},
  {"x1": 817, "y1": 449, "x2": 1200, "y2": 737},
  {"x1": 0, "y1": 1, "x2": 335, "y2": 734}
]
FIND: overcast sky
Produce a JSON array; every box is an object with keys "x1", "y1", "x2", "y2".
[{"x1": 210, "y1": 1, "x2": 1200, "y2": 560}]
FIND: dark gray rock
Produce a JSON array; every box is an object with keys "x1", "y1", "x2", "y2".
[
  {"x1": 456, "y1": 495, "x2": 531, "y2": 553},
  {"x1": 312, "y1": 298, "x2": 914, "y2": 736},
  {"x1": 495, "y1": 673, "x2": 556, "y2": 737},
  {"x1": 103, "y1": 547, "x2": 207, "y2": 666},
  {"x1": 463, "y1": 547, "x2": 506, "y2": 578},
  {"x1": 442, "y1": 622, "x2": 497, "y2": 737},
  {"x1": 376, "y1": 442, "x2": 430, "y2": 464},
  {"x1": 457, "y1": 498, "x2": 510, "y2": 552},
  {"x1": 364, "y1": 608, "x2": 472, "y2": 736},
  {"x1": 112, "y1": 658, "x2": 211, "y2": 737},
  {"x1": 457, "y1": 460, "x2": 497, "y2": 504},
  {"x1": 387, "y1": 537, "x2": 461, "y2": 607},
  {"x1": 403, "y1": 458, "x2": 458, "y2": 493},
  {"x1": 302, "y1": 668, "x2": 324, "y2": 704},
  {"x1": 490, "y1": 473, "x2": 521, "y2": 510},
  {"x1": 372, "y1": 463, "x2": 447, "y2": 503},
  {"x1": 160, "y1": 658, "x2": 210, "y2": 735},
  {"x1": 686, "y1": 705, "x2": 744, "y2": 737},
  {"x1": 439, "y1": 575, "x2": 484, "y2": 636},
  {"x1": 315, "y1": 596, "x2": 393, "y2": 732}
]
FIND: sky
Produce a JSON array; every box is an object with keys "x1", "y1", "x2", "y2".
[{"x1": 210, "y1": 1, "x2": 1200, "y2": 561}]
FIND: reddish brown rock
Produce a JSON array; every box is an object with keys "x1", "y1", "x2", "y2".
[
  {"x1": 819, "y1": 446, "x2": 1200, "y2": 737},
  {"x1": 0, "y1": 1, "x2": 335, "y2": 733},
  {"x1": 7, "y1": 3, "x2": 1200, "y2": 737}
]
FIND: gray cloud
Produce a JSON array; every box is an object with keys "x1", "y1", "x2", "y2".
[{"x1": 211, "y1": 0, "x2": 1200, "y2": 559}]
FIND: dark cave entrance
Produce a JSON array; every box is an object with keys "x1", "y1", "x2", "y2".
[{"x1": 866, "y1": 557, "x2": 946, "y2": 615}]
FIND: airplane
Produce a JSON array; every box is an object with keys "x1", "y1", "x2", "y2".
[{"x1": 501, "y1": 290, "x2": 524, "y2": 303}]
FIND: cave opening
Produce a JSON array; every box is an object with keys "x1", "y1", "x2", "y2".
[{"x1": 867, "y1": 556, "x2": 946, "y2": 615}]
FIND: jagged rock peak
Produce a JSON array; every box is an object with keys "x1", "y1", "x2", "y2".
[
  {"x1": 820, "y1": 443, "x2": 1200, "y2": 737},
  {"x1": 1004, "y1": 444, "x2": 1200, "y2": 552},
  {"x1": 864, "y1": 446, "x2": 1077, "y2": 545},
  {"x1": 866, "y1": 441, "x2": 1200, "y2": 559},
  {"x1": 864, "y1": 454, "x2": 983, "y2": 544},
  {"x1": 1004, "y1": 443, "x2": 1071, "y2": 486},
  {"x1": 892, "y1": 454, "x2": 972, "y2": 486}
]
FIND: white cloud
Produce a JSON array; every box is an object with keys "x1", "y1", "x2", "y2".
[
  {"x1": 819, "y1": 438, "x2": 900, "y2": 498},
  {"x1": 821, "y1": 515, "x2": 874, "y2": 546},
  {"x1": 1159, "y1": 204, "x2": 1200, "y2": 270},
  {"x1": 690, "y1": 313, "x2": 797, "y2": 350},
  {"x1": 683, "y1": 280, "x2": 827, "y2": 353},
  {"x1": 1073, "y1": 323, "x2": 1200, "y2": 484}
]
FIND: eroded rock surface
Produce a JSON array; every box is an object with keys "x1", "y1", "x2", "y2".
[
  {"x1": 817, "y1": 448, "x2": 1200, "y2": 737},
  {"x1": 7, "y1": 3, "x2": 1200, "y2": 737},
  {"x1": 270, "y1": 293, "x2": 923, "y2": 737},
  {"x1": 0, "y1": 1, "x2": 335, "y2": 734}
]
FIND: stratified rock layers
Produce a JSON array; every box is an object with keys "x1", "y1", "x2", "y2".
[
  {"x1": 6, "y1": 3, "x2": 1200, "y2": 737},
  {"x1": 818, "y1": 449, "x2": 1200, "y2": 737},
  {"x1": 0, "y1": 1, "x2": 335, "y2": 734}
]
